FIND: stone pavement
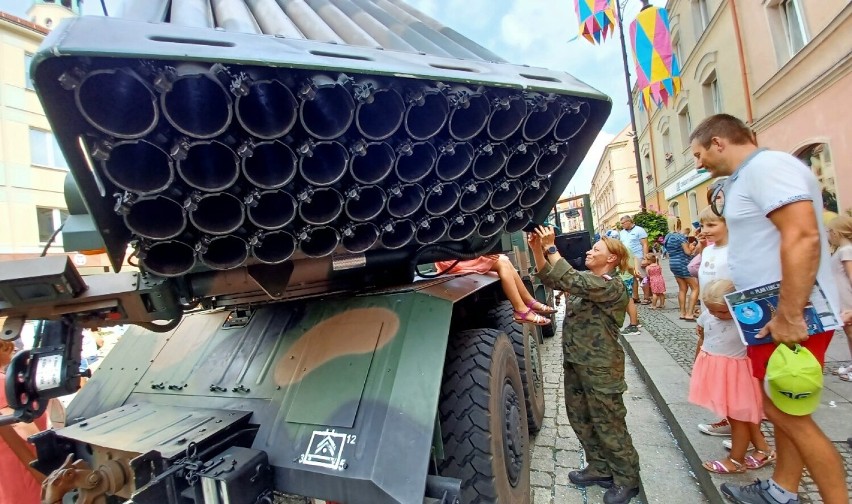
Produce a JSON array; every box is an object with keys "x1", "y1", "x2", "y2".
[
  {"x1": 620, "y1": 261, "x2": 852, "y2": 503},
  {"x1": 530, "y1": 308, "x2": 707, "y2": 504}
]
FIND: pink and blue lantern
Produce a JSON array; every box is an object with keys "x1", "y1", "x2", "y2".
[{"x1": 629, "y1": 6, "x2": 681, "y2": 109}]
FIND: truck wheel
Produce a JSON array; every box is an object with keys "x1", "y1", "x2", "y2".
[
  {"x1": 439, "y1": 329, "x2": 530, "y2": 504},
  {"x1": 485, "y1": 301, "x2": 546, "y2": 434}
]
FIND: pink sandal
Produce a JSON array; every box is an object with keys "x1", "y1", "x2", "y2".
[
  {"x1": 513, "y1": 307, "x2": 552, "y2": 326},
  {"x1": 526, "y1": 299, "x2": 557, "y2": 315},
  {"x1": 702, "y1": 458, "x2": 746, "y2": 474},
  {"x1": 744, "y1": 450, "x2": 776, "y2": 470}
]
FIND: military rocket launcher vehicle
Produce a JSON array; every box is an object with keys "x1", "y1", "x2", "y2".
[{"x1": 0, "y1": 1, "x2": 609, "y2": 503}]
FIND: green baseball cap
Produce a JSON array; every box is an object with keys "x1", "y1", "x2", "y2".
[{"x1": 764, "y1": 344, "x2": 823, "y2": 416}]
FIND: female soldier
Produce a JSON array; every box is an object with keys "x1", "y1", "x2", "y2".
[{"x1": 530, "y1": 226, "x2": 641, "y2": 504}]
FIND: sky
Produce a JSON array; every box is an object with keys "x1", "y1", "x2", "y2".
[{"x1": 0, "y1": 0, "x2": 666, "y2": 195}]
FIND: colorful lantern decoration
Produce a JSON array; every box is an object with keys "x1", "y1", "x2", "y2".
[
  {"x1": 629, "y1": 6, "x2": 681, "y2": 109},
  {"x1": 575, "y1": 0, "x2": 617, "y2": 44}
]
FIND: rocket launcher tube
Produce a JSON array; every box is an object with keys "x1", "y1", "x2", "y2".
[
  {"x1": 75, "y1": 68, "x2": 159, "y2": 139},
  {"x1": 435, "y1": 141, "x2": 474, "y2": 182},
  {"x1": 297, "y1": 74, "x2": 356, "y2": 140},
  {"x1": 251, "y1": 230, "x2": 296, "y2": 264},
  {"x1": 341, "y1": 222, "x2": 380, "y2": 253},
  {"x1": 415, "y1": 216, "x2": 448, "y2": 245},
  {"x1": 186, "y1": 191, "x2": 246, "y2": 236},
  {"x1": 478, "y1": 210, "x2": 508, "y2": 238},
  {"x1": 487, "y1": 93, "x2": 527, "y2": 141},
  {"x1": 197, "y1": 234, "x2": 249, "y2": 270},
  {"x1": 394, "y1": 140, "x2": 437, "y2": 183},
  {"x1": 159, "y1": 63, "x2": 233, "y2": 139},
  {"x1": 354, "y1": 81, "x2": 405, "y2": 141},
  {"x1": 522, "y1": 93, "x2": 562, "y2": 142},
  {"x1": 447, "y1": 85, "x2": 491, "y2": 141},
  {"x1": 139, "y1": 239, "x2": 197, "y2": 277},
  {"x1": 471, "y1": 142, "x2": 509, "y2": 180},
  {"x1": 489, "y1": 178, "x2": 522, "y2": 211},
  {"x1": 404, "y1": 85, "x2": 449, "y2": 141},
  {"x1": 298, "y1": 225, "x2": 340, "y2": 258},
  {"x1": 175, "y1": 139, "x2": 240, "y2": 192},
  {"x1": 505, "y1": 142, "x2": 540, "y2": 178},
  {"x1": 386, "y1": 183, "x2": 425, "y2": 219},
  {"x1": 458, "y1": 180, "x2": 492, "y2": 213},
  {"x1": 122, "y1": 194, "x2": 187, "y2": 241},
  {"x1": 424, "y1": 181, "x2": 461, "y2": 216},
  {"x1": 235, "y1": 78, "x2": 298, "y2": 139},
  {"x1": 98, "y1": 138, "x2": 174, "y2": 195},
  {"x1": 245, "y1": 189, "x2": 297, "y2": 230},
  {"x1": 447, "y1": 213, "x2": 479, "y2": 241},
  {"x1": 297, "y1": 140, "x2": 349, "y2": 187},
  {"x1": 240, "y1": 139, "x2": 297, "y2": 190},
  {"x1": 297, "y1": 186, "x2": 344, "y2": 225},
  {"x1": 344, "y1": 185, "x2": 387, "y2": 222},
  {"x1": 535, "y1": 142, "x2": 569, "y2": 177},
  {"x1": 349, "y1": 140, "x2": 395, "y2": 185}
]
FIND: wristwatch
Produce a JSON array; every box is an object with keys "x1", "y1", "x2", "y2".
[{"x1": 545, "y1": 245, "x2": 558, "y2": 256}]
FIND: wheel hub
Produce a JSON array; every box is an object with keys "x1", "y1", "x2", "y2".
[{"x1": 501, "y1": 380, "x2": 524, "y2": 486}]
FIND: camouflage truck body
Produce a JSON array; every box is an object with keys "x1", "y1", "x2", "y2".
[{"x1": 0, "y1": 1, "x2": 610, "y2": 503}]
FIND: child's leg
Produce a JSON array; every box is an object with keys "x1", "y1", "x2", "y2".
[
  {"x1": 703, "y1": 417, "x2": 749, "y2": 473},
  {"x1": 744, "y1": 421, "x2": 777, "y2": 469},
  {"x1": 490, "y1": 257, "x2": 526, "y2": 312},
  {"x1": 727, "y1": 418, "x2": 751, "y2": 464}
]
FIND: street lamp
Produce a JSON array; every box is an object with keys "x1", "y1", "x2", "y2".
[{"x1": 614, "y1": 0, "x2": 649, "y2": 211}]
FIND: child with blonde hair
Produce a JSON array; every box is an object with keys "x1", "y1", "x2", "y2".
[
  {"x1": 689, "y1": 279, "x2": 774, "y2": 474},
  {"x1": 827, "y1": 215, "x2": 852, "y2": 380}
]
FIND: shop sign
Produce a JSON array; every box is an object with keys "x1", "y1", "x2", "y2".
[{"x1": 664, "y1": 169, "x2": 710, "y2": 200}]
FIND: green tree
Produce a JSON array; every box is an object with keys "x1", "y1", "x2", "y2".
[{"x1": 631, "y1": 210, "x2": 670, "y2": 249}]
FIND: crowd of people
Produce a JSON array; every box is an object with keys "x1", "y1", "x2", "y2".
[{"x1": 525, "y1": 114, "x2": 850, "y2": 504}]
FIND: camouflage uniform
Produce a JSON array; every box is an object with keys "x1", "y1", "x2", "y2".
[{"x1": 536, "y1": 259, "x2": 641, "y2": 488}]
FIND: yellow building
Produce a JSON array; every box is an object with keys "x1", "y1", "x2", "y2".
[
  {"x1": 589, "y1": 125, "x2": 642, "y2": 235},
  {"x1": 634, "y1": 0, "x2": 749, "y2": 227},
  {"x1": 0, "y1": 2, "x2": 112, "y2": 271}
]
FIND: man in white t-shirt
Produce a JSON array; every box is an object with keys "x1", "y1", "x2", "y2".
[
  {"x1": 689, "y1": 114, "x2": 846, "y2": 504},
  {"x1": 619, "y1": 215, "x2": 650, "y2": 303}
]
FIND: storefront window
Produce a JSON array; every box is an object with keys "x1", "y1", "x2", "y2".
[{"x1": 797, "y1": 143, "x2": 837, "y2": 212}]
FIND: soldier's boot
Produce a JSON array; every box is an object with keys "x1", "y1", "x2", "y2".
[
  {"x1": 567, "y1": 466, "x2": 613, "y2": 488},
  {"x1": 603, "y1": 484, "x2": 640, "y2": 504}
]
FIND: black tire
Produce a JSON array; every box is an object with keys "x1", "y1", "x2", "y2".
[
  {"x1": 439, "y1": 329, "x2": 530, "y2": 504},
  {"x1": 485, "y1": 301, "x2": 546, "y2": 434}
]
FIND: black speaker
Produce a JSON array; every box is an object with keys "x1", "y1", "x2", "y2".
[{"x1": 554, "y1": 231, "x2": 592, "y2": 271}]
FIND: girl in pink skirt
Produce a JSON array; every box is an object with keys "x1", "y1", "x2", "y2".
[{"x1": 689, "y1": 279, "x2": 775, "y2": 474}]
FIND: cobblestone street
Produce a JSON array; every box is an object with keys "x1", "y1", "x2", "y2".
[{"x1": 529, "y1": 308, "x2": 707, "y2": 504}]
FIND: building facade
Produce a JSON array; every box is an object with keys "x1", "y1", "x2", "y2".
[
  {"x1": 737, "y1": 0, "x2": 850, "y2": 214},
  {"x1": 0, "y1": 1, "x2": 113, "y2": 272},
  {"x1": 636, "y1": 0, "x2": 851, "y2": 221},
  {"x1": 589, "y1": 125, "x2": 642, "y2": 235},
  {"x1": 634, "y1": 0, "x2": 749, "y2": 227}
]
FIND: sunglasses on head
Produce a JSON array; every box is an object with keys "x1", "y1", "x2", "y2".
[{"x1": 710, "y1": 183, "x2": 726, "y2": 217}]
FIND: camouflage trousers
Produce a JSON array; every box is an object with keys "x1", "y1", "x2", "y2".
[{"x1": 563, "y1": 360, "x2": 641, "y2": 487}]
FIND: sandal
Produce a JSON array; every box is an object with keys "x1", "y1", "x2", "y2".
[
  {"x1": 513, "y1": 307, "x2": 551, "y2": 326},
  {"x1": 839, "y1": 371, "x2": 852, "y2": 382},
  {"x1": 702, "y1": 458, "x2": 746, "y2": 474},
  {"x1": 526, "y1": 299, "x2": 557, "y2": 315},
  {"x1": 640, "y1": 299, "x2": 652, "y2": 305},
  {"x1": 744, "y1": 450, "x2": 776, "y2": 470}
]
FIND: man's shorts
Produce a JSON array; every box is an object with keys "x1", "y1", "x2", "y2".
[
  {"x1": 621, "y1": 276, "x2": 634, "y2": 291},
  {"x1": 746, "y1": 330, "x2": 833, "y2": 381}
]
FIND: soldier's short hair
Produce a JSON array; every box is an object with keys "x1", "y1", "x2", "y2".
[
  {"x1": 702, "y1": 279, "x2": 735, "y2": 305},
  {"x1": 600, "y1": 236, "x2": 633, "y2": 276}
]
